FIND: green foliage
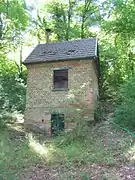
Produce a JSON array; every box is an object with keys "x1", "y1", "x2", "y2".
[
  {"x1": 0, "y1": 75, "x2": 26, "y2": 112},
  {"x1": 0, "y1": 56, "x2": 26, "y2": 112},
  {"x1": 0, "y1": 1, "x2": 28, "y2": 127},
  {"x1": 0, "y1": 54, "x2": 26, "y2": 126},
  {"x1": 99, "y1": 0, "x2": 135, "y2": 100},
  {"x1": 94, "y1": 101, "x2": 107, "y2": 122},
  {"x1": 114, "y1": 75, "x2": 135, "y2": 130},
  {"x1": 0, "y1": 0, "x2": 29, "y2": 49},
  {"x1": 0, "y1": 0, "x2": 28, "y2": 29},
  {"x1": 0, "y1": 112, "x2": 18, "y2": 128},
  {"x1": 102, "y1": 0, "x2": 135, "y2": 35},
  {"x1": 32, "y1": 0, "x2": 99, "y2": 42}
]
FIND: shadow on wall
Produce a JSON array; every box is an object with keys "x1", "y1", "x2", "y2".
[{"x1": 50, "y1": 81, "x2": 97, "y2": 120}]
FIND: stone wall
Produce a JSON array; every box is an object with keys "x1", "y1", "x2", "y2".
[{"x1": 24, "y1": 59, "x2": 98, "y2": 134}]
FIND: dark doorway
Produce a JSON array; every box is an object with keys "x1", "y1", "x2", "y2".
[{"x1": 51, "y1": 113, "x2": 64, "y2": 135}]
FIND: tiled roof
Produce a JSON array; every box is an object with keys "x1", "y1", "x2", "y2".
[{"x1": 24, "y1": 38, "x2": 98, "y2": 64}]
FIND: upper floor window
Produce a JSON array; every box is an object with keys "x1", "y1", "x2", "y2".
[{"x1": 53, "y1": 69, "x2": 68, "y2": 90}]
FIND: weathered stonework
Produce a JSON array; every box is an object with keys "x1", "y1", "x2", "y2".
[{"x1": 24, "y1": 59, "x2": 98, "y2": 133}]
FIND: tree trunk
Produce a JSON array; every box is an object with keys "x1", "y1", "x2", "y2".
[
  {"x1": 15, "y1": 46, "x2": 23, "y2": 79},
  {"x1": 81, "y1": 18, "x2": 85, "y2": 38},
  {"x1": 0, "y1": 12, "x2": 3, "y2": 40},
  {"x1": 19, "y1": 45, "x2": 23, "y2": 78},
  {"x1": 66, "y1": 0, "x2": 72, "y2": 41},
  {"x1": 81, "y1": 0, "x2": 87, "y2": 39},
  {"x1": 81, "y1": 0, "x2": 92, "y2": 38}
]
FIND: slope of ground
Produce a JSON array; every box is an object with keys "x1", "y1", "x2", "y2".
[{"x1": 0, "y1": 119, "x2": 135, "y2": 180}]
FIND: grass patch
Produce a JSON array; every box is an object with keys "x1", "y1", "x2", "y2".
[
  {"x1": 45, "y1": 132, "x2": 115, "y2": 167},
  {"x1": 0, "y1": 121, "x2": 134, "y2": 179},
  {"x1": 0, "y1": 124, "x2": 115, "y2": 179},
  {"x1": 0, "y1": 128, "x2": 41, "y2": 180}
]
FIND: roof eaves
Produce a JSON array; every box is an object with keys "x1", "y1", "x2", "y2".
[
  {"x1": 23, "y1": 56, "x2": 96, "y2": 65},
  {"x1": 95, "y1": 38, "x2": 98, "y2": 56}
]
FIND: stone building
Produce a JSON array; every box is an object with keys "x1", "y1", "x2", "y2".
[{"x1": 23, "y1": 38, "x2": 100, "y2": 134}]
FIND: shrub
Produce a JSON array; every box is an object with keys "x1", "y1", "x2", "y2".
[
  {"x1": 55, "y1": 122, "x2": 90, "y2": 146},
  {"x1": 0, "y1": 112, "x2": 15, "y2": 128},
  {"x1": 114, "y1": 75, "x2": 135, "y2": 130},
  {"x1": 94, "y1": 101, "x2": 107, "y2": 122},
  {"x1": 0, "y1": 55, "x2": 26, "y2": 126},
  {"x1": 0, "y1": 75, "x2": 26, "y2": 113}
]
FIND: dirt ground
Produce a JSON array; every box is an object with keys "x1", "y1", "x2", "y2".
[{"x1": 15, "y1": 119, "x2": 135, "y2": 180}]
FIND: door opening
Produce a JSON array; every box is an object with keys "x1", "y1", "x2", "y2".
[{"x1": 51, "y1": 113, "x2": 64, "y2": 135}]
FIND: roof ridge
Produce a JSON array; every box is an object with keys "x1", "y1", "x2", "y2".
[{"x1": 38, "y1": 37, "x2": 97, "y2": 46}]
